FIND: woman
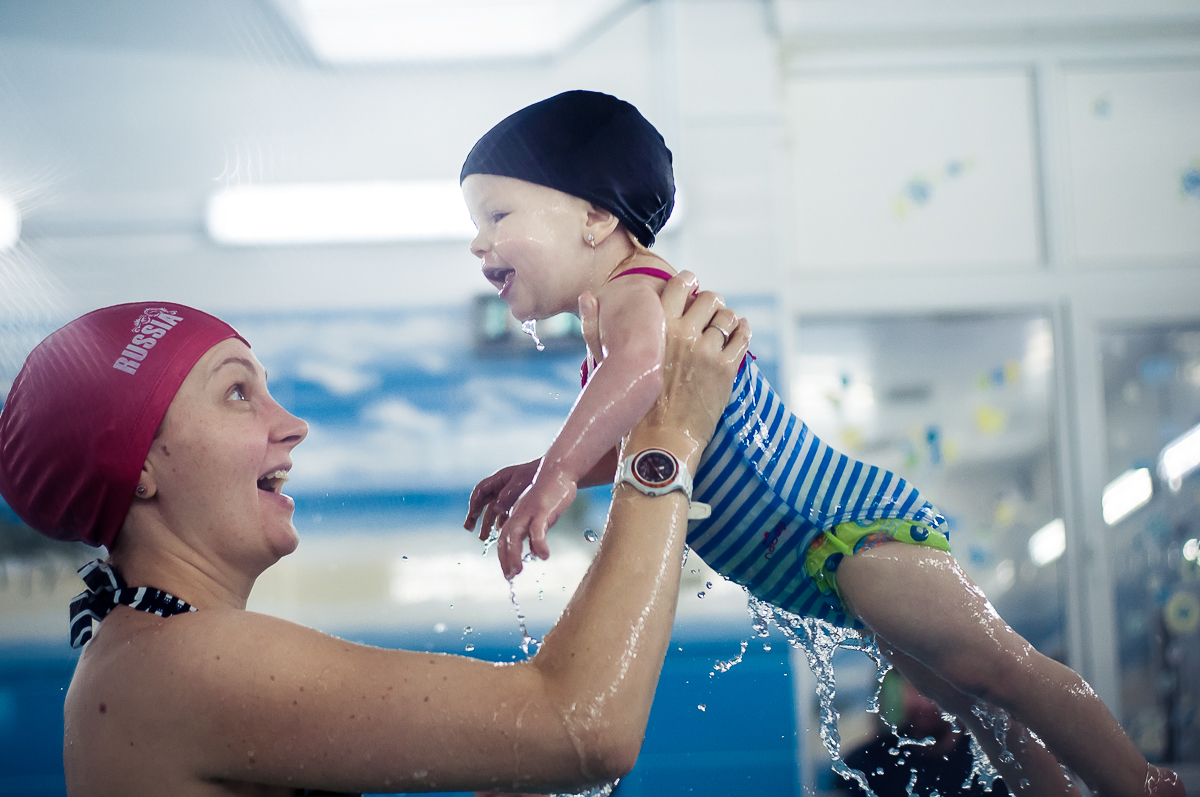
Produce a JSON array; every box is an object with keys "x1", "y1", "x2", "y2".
[{"x1": 0, "y1": 272, "x2": 750, "y2": 796}]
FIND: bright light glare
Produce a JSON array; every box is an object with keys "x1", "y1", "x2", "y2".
[
  {"x1": 1028, "y1": 518, "x2": 1066, "y2": 566},
  {"x1": 0, "y1": 193, "x2": 20, "y2": 251},
  {"x1": 206, "y1": 181, "x2": 475, "y2": 246},
  {"x1": 1102, "y1": 468, "x2": 1153, "y2": 525},
  {"x1": 1184, "y1": 538, "x2": 1199, "y2": 562},
  {"x1": 1159, "y1": 422, "x2": 1200, "y2": 491},
  {"x1": 290, "y1": 0, "x2": 624, "y2": 63}
]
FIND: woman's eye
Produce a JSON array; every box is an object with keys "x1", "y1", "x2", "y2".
[{"x1": 228, "y1": 385, "x2": 248, "y2": 402}]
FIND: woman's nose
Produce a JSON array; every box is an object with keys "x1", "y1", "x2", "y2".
[{"x1": 272, "y1": 403, "x2": 309, "y2": 447}]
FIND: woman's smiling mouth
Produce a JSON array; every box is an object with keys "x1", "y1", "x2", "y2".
[{"x1": 257, "y1": 469, "x2": 290, "y2": 494}]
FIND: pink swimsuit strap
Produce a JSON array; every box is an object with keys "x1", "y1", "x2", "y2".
[
  {"x1": 609, "y1": 265, "x2": 674, "y2": 282},
  {"x1": 581, "y1": 265, "x2": 752, "y2": 388}
]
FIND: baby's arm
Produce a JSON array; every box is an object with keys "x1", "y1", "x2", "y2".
[
  {"x1": 496, "y1": 277, "x2": 668, "y2": 578},
  {"x1": 463, "y1": 449, "x2": 620, "y2": 543}
]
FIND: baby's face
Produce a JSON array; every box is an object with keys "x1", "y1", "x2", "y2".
[{"x1": 462, "y1": 174, "x2": 597, "y2": 322}]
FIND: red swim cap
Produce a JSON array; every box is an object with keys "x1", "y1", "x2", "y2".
[{"x1": 0, "y1": 303, "x2": 246, "y2": 548}]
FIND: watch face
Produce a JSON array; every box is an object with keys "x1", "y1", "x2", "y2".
[{"x1": 633, "y1": 450, "x2": 677, "y2": 488}]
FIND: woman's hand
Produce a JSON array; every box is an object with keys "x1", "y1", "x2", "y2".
[{"x1": 618, "y1": 271, "x2": 750, "y2": 469}]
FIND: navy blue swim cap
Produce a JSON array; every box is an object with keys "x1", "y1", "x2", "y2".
[{"x1": 460, "y1": 90, "x2": 674, "y2": 247}]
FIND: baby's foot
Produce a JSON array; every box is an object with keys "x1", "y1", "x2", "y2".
[{"x1": 1145, "y1": 765, "x2": 1186, "y2": 797}]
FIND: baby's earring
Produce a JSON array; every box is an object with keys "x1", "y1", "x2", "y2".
[{"x1": 586, "y1": 233, "x2": 595, "y2": 249}]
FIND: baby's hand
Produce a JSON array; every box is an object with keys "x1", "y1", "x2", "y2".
[
  {"x1": 497, "y1": 470, "x2": 577, "y2": 579},
  {"x1": 464, "y1": 458, "x2": 540, "y2": 542}
]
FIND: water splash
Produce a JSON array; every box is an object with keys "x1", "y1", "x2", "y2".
[
  {"x1": 481, "y1": 524, "x2": 500, "y2": 556},
  {"x1": 521, "y1": 319, "x2": 546, "y2": 351},
  {"x1": 747, "y1": 596, "x2": 881, "y2": 797},
  {"x1": 508, "y1": 580, "x2": 540, "y2": 658},
  {"x1": 549, "y1": 780, "x2": 618, "y2": 797},
  {"x1": 965, "y1": 705, "x2": 1011, "y2": 791},
  {"x1": 971, "y1": 703, "x2": 1019, "y2": 768},
  {"x1": 712, "y1": 639, "x2": 748, "y2": 675}
]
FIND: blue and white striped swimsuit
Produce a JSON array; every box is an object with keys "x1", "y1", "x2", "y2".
[
  {"x1": 590, "y1": 267, "x2": 945, "y2": 627},
  {"x1": 687, "y1": 358, "x2": 943, "y2": 628}
]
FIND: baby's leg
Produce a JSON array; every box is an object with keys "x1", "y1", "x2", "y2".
[
  {"x1": 835, "y1": 542, "x2": 1153, "y2": 797},
  {"x1": 880, "y1": 643, "x2": 1080, "y2": 796}
]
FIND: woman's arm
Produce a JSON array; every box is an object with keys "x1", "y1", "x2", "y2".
[{"x1": 92, "y1": 275, "x2": 750, "y2": 796}]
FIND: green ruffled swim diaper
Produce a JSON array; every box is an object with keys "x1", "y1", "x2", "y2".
[{"x1": 804, "y1": 517, "x2": 950, "y2": 604}]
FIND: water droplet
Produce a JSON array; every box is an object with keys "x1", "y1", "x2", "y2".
[
  {"x1": 690, "y1": 568, "x2": 699, "y2": 574},
  {"x1": 876, "y1": 768, "x2": 885, "y2": 775},
  {"x1": 762, "y1": 643, "x2": 772, "y2": 652},
  {"x1": 463, "y1": 626, "x2": 473, "y2": 634},
  {"x1": 697, "y1": 704, "x2": 706, "y2": 712},
  {"x1": 464, "y1": 643, "x2": 475, "y2": 652},
  {"x1": 433, "y1": 622, "x2": 446, "y2": 634},
  {"x1": 705, "y1": 581, "x2": 713, "y2": 589},
  {"x1": 401, "y1": 555, "x2": 408, "y2": 560},
  {"x1": 521, "y1": 319, "x2": 545, "y2": 351},
  {"x1": 697, "y1": 591, "x2": 706, "y2": 598},
  {"x1": 1019, "y1": 779, "x2": 1030, "y2": 789},
  {"x1": 583, "y1": 529, "x2": 597, "y2": 542}
]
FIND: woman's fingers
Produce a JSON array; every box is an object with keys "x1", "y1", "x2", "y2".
[
  {"x1": 661, "y1": 271, "x2": 699, "y2": 319},
  {"x1": 724, "y1": 317, "x2": 752, "y2": 365},
  {"x1": 678, "y1": 290, "x2": 725, "y2": 338}
]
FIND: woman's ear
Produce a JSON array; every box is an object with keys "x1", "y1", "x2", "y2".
[
  {"x1": 135, "y1": 460, "x2": 157, "y2": 500},
  {"x1": 583, "y1": 205, "x2": 621, "y2": 247}
]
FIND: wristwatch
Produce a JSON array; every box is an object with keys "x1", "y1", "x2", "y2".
[{"x1": 616, "y1": 448, "x2": 712, "y2": 520}]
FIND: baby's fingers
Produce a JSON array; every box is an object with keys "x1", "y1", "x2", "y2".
[
  {"x1": 465, "y1": 475, "x2": 503, "y2": 530},
  {"x1": 498, "y1": 522, "x2": 528, "y2": 579},
  {"x1": 528, "y1": 517, "x2": 552, "y2": 562}
]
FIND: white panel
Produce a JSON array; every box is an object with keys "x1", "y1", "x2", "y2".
[
  {"x1": 1065, "y1": 66, "x2": 1200, "y2": 264},
  {"x1": 785, "y1": 70, "x2": 1041, "y2": 272}
]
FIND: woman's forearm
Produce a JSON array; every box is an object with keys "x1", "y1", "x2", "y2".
[{"x1": 529, "y1": 481, "x2": 691, "y2": 780}]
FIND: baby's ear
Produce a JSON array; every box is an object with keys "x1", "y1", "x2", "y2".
[{"x1": 584, "y1": 204, "x2": 621, "y2": 244}]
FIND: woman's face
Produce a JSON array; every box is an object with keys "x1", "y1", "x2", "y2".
[
  {"x1": 144, "y1": 338, "x2": 308, "y2": 571},
  {"x1": 462, "y1": 174, "x2": 596, "y2": 322}
]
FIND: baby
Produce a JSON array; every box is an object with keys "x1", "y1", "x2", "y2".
[{"x1": 459, "y1": 90, "x2": 1183, "y2": 797}]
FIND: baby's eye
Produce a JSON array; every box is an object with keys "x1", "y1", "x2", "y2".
[{"x1": 491, "y1": 211, "x2": 508, "y2": 224}]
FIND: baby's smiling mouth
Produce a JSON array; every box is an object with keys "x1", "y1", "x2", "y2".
[
  {"x1": 482, "y1": 265, "x2": 515, "y2": 291},
  {"x1": 257, "y1": 469, "x2": 290, "y2": 494}
]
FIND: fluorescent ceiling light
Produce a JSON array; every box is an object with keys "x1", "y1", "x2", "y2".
[
  {"x1": 1159, "y1": 422, "x2": 1200, "y2": 491},
  {"x1": 206, "y1": 180, "x2": 475, "y2": 246},
  {"x1": 1028, "y1": 518, "x2": 1066, "y2": 567},
  {"x1": 1102, "y1": 467, "x2": 1153, "y2": 525},
  {"x1": 281, "y1": 0, "x2": 627, "y2": 64},
  {"x1": 0, "y1": 193, "x2": 20, "y2": 251}
]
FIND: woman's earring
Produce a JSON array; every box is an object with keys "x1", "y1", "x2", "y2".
[
  {"x1": 136, "y1": 485, "x2": 147, "y2": 497},
  {"x1": 587, "y1": 234, "x2": 595, "y2": 249}
]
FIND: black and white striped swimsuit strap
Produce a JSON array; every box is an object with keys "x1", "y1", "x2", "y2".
[{"x1": 69, "y1": 559, "x2": 196, "y2": 649}]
